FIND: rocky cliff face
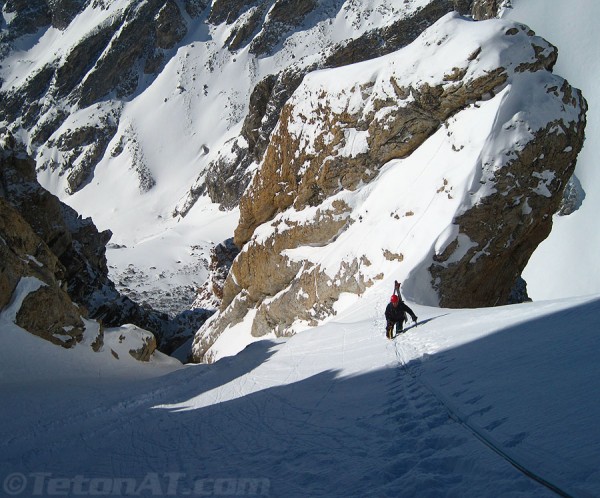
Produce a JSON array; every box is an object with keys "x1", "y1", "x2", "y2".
[
  {"x1": 1, "y1": 1, "x2": 484, "y2": 327},
  {"x1": 1, "y1": 137, "x2": 112, "y2": 311},
  {"x1": 429, "y1": 80, "x2": 586, "y2": 307},
  {"x1": 1, "y1": 0, "x2": 473, "y2": 211},
  {"x1": 0, "y1": 195, "x2": 93, "y2": 348},
  {"x1": 191, "y1": 238, "x2": 240, "y2": 311},
  {"x1": 192, "y1": 13, "x2": 586, "y2": 361},
  {"x1": 471, "y1": 0, "x2": 511, "y2": 21},
  {"x1": 0, "y1": 137, "x2": 208, "y2": 354}
]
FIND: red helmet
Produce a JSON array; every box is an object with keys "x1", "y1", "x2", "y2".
[{"x1": 390, "y1": 295, "x2": 399, "y2": 304}]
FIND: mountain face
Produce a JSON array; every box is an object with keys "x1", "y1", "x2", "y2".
[
  {"x1": 191, "y1": 12, "x2": 586, "y2": 361},
  {"x1": 0, "y1": 0, "x2": 475, "y2": 211},
  {"x1": 0, "y1": 196, "x2": 94, "y2": 349},
  {"x1": 0, "y1": 1, "x2": 587, "y2": 362},
  {"x1": 0, "y1": 137, "x2": 105, "y2": 350}
]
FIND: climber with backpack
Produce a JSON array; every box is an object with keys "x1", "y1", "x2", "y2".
[{"x1": 385, "y1": 280, "x2": 417, "y2": 339}]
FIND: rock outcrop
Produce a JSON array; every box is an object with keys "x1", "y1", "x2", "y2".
[
  {"x1": 1, "y1": 138, "x2": 116, "y2": 307},
  {"x1": 192, "y1": 238, "x2": 240, "y2": 311},
  {"x1": 192, "y1": 13, "x2": 586, "y2": 361},
  {"x1": 211, "y1": 0, "x2": 320, "y2": 55},
  {"x1": 105, "y1": 324, "x2": 157, "y2": 362},
  {"x1": 0, "y1": 196, "x2": 91, "y2": 348},
  {"x1": 429, "y1": 85, "x2": 586, "y2": 307},
  {"x1": 0, "y1": 138, "x2": 209, "y2": 353},
  {"x1": 0, "y1": 0, "x2": 50, "y2": 47},
  {"x1": 471, "y1": 0, "x2": 510, "y2": 21}
]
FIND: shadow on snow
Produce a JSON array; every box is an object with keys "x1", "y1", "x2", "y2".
[{"x1": 2, "y1": 299, "x2": 600, "y2": 497}]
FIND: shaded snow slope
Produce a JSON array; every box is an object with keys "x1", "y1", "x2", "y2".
[
  {"x1": 0, "y1": 320, "x2": 180, "y2": 386},
  {"x1": 2, "y1": 289, "x2": 599, "y2": 496}
]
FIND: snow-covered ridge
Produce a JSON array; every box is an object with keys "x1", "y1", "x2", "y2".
[{"x1": 193, "y1": 12, "x2": 586, "y2": 361}]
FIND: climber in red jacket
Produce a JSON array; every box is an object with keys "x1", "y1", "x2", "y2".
[{"x1": 385, "y1": 281, "x2": 417, "y2": 339}]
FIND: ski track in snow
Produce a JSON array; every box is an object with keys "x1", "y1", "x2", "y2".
[{"x1": 393, "y1": 338, "x2": 566, "y2": 497}]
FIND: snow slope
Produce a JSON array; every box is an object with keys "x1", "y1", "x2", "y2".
[
  {"x1": 104, "y1": 199, "x2": 239, "y2": 316},
  {"x1": 2, "y1": 4, "x2": 599, "y2": 494},
  {"x1": 506, "y1": 0, "x2": 600, "y2": 299},
  {"x1": 0, "y1": 281, "x2": 181, "y2": 386},
  {"x1": 2, "y1": 288, "x2": 599, "y2": 496}
]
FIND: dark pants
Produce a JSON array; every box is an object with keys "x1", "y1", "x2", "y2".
[{"x1": 386, "y1": 320, "x2": 404, "y2": 339}]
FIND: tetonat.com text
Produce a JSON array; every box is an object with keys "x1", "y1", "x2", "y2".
[{"x1": 2, "y1": 472, "x2": 270, "y2": 496}]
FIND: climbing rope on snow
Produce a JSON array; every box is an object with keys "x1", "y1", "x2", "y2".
[{"x1": 392, "y1": 337, "x2": 574, "y2": 498}]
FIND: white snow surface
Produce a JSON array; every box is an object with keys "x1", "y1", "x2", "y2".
[{"x1": 2, "y1": 288, "x2": 600, "y2": 496}]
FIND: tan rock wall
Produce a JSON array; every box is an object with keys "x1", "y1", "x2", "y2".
[{"x1": 0, "y1": 198, "x2": 86, "y2": 347}]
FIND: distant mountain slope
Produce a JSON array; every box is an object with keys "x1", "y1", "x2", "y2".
[
  {"x1": 1, "y1": 0, "x2": 481, "y2": 318},
  {"x1": 1, "y1": 0, "x2": 469, "y2": 225}
]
